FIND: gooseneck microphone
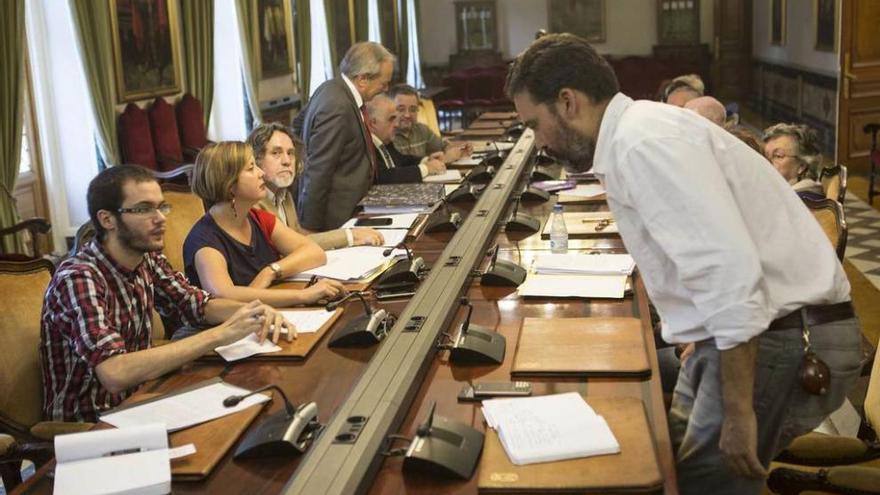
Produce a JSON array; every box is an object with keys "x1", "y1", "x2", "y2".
[
  {"x1": 325, "y1": 290, "x2": 372, "y2": 315},
  {"x1": 383, "y1": 241, "x2": 414, "y2": 261},
  {"x1": 223, "y1": 384, "x2": 296, "y2": 417}
]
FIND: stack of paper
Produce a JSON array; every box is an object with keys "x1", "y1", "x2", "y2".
[
  {"x1": 341, "y1": 213, "x2": 420, "y2": 230},
  {"x1": 518, "y1": 274, "x2": 628, "y2": 299},
  {"x1": 100, "y1": 381, "x2": 270, "y2": 432},
  {"x1": 533, "y1": 253, "x2": 635, "y2": 275},
  {"x1": 288, "y1": 245, "x2": 405, "y2": 281},
  {"x1": 54, "y1": 424, "x2": 179, "y2": 495},
  {"x1": 423, "y1": 169, "x2": 463, "y2": 183},
  {"x1": 481, "y1": 392, "x2": 619, "y2": 465},
  {"x1": 375, "y1": 229, "x2": 408, "y2": 247}
]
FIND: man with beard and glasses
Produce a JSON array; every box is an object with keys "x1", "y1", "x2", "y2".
[
  {"x1": 506, "y1": 34, "x2": 860, "y2": 495},
  {"x1": 41, "y1": 165, "x2": 293, "y2": 422},
  {"x1": 247, "y1": 123, "x2": 384, "y2": 249}
]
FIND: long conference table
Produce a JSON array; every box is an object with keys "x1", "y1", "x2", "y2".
[{"x1": 14, "y1": 115, "x2": 678, "y2": 494}]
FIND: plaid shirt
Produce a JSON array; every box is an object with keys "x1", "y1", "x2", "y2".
[{"x1": 40, "y1": 240, "x2": 210, "y2": 422}]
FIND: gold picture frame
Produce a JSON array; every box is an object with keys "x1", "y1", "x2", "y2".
[
  {"x1": 109, "y1": 0, "x2": 183, "y2": 103},
  {"x1": 814, "y1": 0, "x2": 837, "y2": 52},
  {"x1": 256, "y1": 0, "x2": 297, "y2": 79},
  {"x1": 770, "y1": 0, "x2": 786, "y2": 46},
  {"x1": 548, "y1": 0, "x2": 605, "y2": 44}
]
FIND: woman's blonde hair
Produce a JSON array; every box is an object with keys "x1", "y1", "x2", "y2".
[{"x1": 191, "y1": 141, "x2": 253, "y2": 208}]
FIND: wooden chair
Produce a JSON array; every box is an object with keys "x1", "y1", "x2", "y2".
[
  {"x1": 803, "y1": 197, "x2": 847, "y2": 261},
  {"x1": 819, "y1": 164, "x2": 847, "y2": 204},
  {"x1": 160, "y1": 183, "x2": 205, "y2": 274},
  {"x1": 0, "y1": 259, "x2": 92, "y2": 490},
  {"x1": 767, "y1": 343, "x2": 880, "y2": 494},
  {"x1": 0, "y1": 218, "x2": 50, "y2": 261},
  {"x1": 118, "y1": 103, "x2": 182, "y2": 173},
  {"x1": 149, "y1": 97, "x2": 194, "y2": 168}
]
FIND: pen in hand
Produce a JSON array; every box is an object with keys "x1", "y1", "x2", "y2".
[{"x1": 306, "y1": 275, "x2": 319, "y2": 288}]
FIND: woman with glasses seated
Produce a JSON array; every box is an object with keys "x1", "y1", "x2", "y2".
[
  {"x1": 183, "y1": 141, "x2": 346, "y2": 307},
  {"x1": 762, "y1": 123, "x2": 825, "y2": 200}
]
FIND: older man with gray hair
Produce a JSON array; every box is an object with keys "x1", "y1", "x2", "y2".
[
  {"x1": 294, "y1": 42, "x2": 395, "y2": 231},
  {"x1": 684, "y1": 96, "x2": 727, "y2": 126}
]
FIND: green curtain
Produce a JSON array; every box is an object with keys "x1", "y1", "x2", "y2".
[
  {"x1": 354, "y1": 0, "x2": 368, "y2": 41},
  {"x1": 69, "y1": 0, "x2": 121, "y2": 167},
  {"x1": 181, "y1": 0, "x2": 214, "y2": 124},
  {"x1": 235, "y1": 0, "x2": 262, "y2": 123},
  {"x1": 324, "y1": 0, "x2": 339, "y2": 74},
  {"x1": 396, "y1": 0, "x2": 409, "y2": 83},
  {"x1": 295, "y1": 0, "x2": 311, "y2": 97},
  {"x1": 0, "y1": 0, "x2": 25, "y2": 254}
]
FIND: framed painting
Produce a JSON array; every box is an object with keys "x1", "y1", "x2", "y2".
[
  {"x1": 455, "y1": 1, "x2": 497, "y2": 52},
  {"x1": 547, "y1": 0, "x2": 605, "y2": 43},
  {"x1": 814, "y1": 0, "x2": 836, "y2": 52},
  {"x1": 770, "y1": 0, "x2": 786, "y2": 46},
  {"x1": 109, "y1": 0, "x2": 182, "y2": 103},
  {"x1": 257, "y1": 0, "x2": 296, "y2": 79}
]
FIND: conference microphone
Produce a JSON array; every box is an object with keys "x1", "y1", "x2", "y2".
[
  {"x1": 459, "y1": 296, "x2": 474, "y2": 336},
  {"x1": 325, "y1": 290, "x2": 371, "y2": 314},
  {"x1": 383, "y1": 241, "x2": 414, "y2": 261},
  {"x1": 224, "y1": 384, "x2": 296, "y2": 418}
]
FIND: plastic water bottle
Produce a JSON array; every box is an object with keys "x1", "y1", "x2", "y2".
[{"x1": 549, "y1": 204, "x2": 568, "y2": 254}]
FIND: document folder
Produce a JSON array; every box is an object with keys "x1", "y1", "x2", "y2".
[
  {"x1": 477, "y1": 396, "x2": 663, "y2": 493},
  {"x1": 511, "y1": 317, "x2": 651, "y2": 378}
]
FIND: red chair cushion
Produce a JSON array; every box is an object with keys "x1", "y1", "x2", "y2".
[
  {"x1": 118, "y1": 103, "x2": 158, "y2": 170},
  {"x1": 148, "y1": 97, "x2": 183, "y2": 170},
  {"x1": 176, "y1": 93, "x2": 208, "y2": 150}
]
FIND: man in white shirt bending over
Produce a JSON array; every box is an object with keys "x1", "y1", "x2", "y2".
[{"x1": 506, "y1": 33, "x2": 861, "y2": 495}]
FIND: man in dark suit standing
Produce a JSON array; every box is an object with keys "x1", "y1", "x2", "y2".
[
  {"x1": 295, "y1": 42, "x2": 395, "y2": 231},
  {"x1": 365, "y1": 94, "x2": 447, "y2": 184}
]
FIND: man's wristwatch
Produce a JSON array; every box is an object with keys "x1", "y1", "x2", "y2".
[{"x1": 269, "y1": 262, "x2": 283, "y2": 280}]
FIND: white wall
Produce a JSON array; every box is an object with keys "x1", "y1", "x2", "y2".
[
  {"x1": 752, "y1": 0, "x2": 838, "y2": 75},
  {"x1": 420, "y1": 0, "x2": 714, "y2": 66}
]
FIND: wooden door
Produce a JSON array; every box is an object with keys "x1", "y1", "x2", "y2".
[
  {"x1": 837, "y1": 0, "x2": 880, "y2": 173},
  {"x1": 711, "y1": 0, "x2": 752, "y2": 102}
]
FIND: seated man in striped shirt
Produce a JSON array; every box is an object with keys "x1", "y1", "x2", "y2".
[{"x1": 40, "y1": 165, "x2": 292, "y2": 423}]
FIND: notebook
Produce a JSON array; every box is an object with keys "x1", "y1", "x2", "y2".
[
  {"x1": 356, "y1": 183, "x2": 445, "y2": 214},
  {"x1": 478, "y1": 396, "x2": 663, "y2": 493}
]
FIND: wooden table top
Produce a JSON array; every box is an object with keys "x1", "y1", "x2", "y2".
[{"x1": 13, "y1": 155, "x2": 676, "y2": 495}]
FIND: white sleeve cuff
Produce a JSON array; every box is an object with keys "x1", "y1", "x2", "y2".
[
  {"x1": 345, "y1": 228, "x2": 354, "y2": 247},
  {"x1": 418, "y1": 163, "x2": 429, "y2": 178}
]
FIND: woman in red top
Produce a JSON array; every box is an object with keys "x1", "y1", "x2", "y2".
[{"x1": 184, "y1": 141, "x2": 345, "y2": 307}]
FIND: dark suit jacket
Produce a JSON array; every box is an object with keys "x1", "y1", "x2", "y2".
[
  {"x1": 376, "y1": 142, "x2": 423, "y2": 184},
  {"x1": 296, "y1": 78, "x2": 374, "y2": 231}
]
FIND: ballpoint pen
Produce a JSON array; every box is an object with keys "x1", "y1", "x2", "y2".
[{"x1": 306, "y1": 275, "x2": 319, "y2": 288}]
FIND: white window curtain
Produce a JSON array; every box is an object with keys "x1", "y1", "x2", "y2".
[
  {"x1": 367, "y1": 0, "x2": 382, "y2": 43},
  {"x1": 309, "y1": 0, "x2": 334, "y2": 97},
  {"x1": 209, "y1": 0, "x2": 248, "y2": 141},
  {"x1": 25, "y1": 0, "x2": 99, "y2": 249},
  {"x1": 405, "y1": 0, "x2": 423, "y2": 88}
]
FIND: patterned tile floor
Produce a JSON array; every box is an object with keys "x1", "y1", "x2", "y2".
[{"x1": 844, "y1": 192, "x2": 880, "y2": 290}]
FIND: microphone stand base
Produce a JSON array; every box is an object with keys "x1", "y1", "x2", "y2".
[
  {"x1": 233, "y1": 402, "x2": 323, "y2": 459},
  {"x1": 449, "y1": 324, "x2": 506, "y2": 365},
  {"x1": 481, "y1": 259, "x2": 527, "y2": 287},
  {"x1": 402, "y1": 415, "x2": 484, "y2": 480}
]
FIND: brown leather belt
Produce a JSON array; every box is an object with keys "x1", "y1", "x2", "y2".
[{"x1": 767, "y1": 301, "x2": 855, "y2": 331}]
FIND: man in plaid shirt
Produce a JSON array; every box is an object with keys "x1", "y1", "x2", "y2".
[{"x1": 41, "y1": 165, "x2": 295, "y2": 422}]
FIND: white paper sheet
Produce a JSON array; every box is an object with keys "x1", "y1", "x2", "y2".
[
  {"x1": 482, "y1": 393, "x2": 619, "y2": 465},
  {"x1": 288, "y1": 246, "x2": 405, "y2": 281},
  {"x1": 214, "y1": 333, "x2": 282, "y2": 362},
  {"x1": 517, "y1": 273, "x2": 628, "y2": 299},
  {"x1": 533, "y1": 253, "x2": 635, "y2": 276},
  {"x1": 341, "y1": 213, "x2": 420, "y2": 230},
  {"x1": 100, "y1": 382, "x2": 270, "y2": 432},
  {"x1": 279, "y1": 309, "x2": 338, "y2": 334},
  {"x1": 375, "y1": 229, "x2": 408, "y2": 247},
  {"x1": 53, "y1": 424, "x2": 171, "y2": 495},
  {"x1": 422, "y1": 169, "x2": 463, "y2": 183}
]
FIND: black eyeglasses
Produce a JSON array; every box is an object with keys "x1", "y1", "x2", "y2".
[{"x1": 117, "y1": 204, "x2": 172, "y2": 216}]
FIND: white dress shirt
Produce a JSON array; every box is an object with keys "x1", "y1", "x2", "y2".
[
  {"x1": 592, "y1": 93, "x2": 850, "y2": 350},
  {"x1": 341, "y1": 74, "x2": 364, "y2": 108}
]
